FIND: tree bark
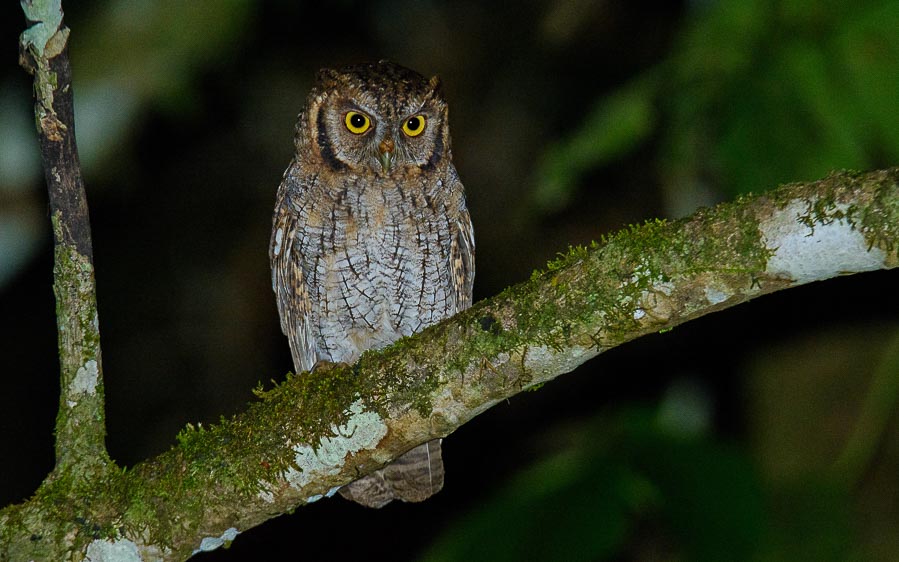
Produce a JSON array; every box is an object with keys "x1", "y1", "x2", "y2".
[{"x1": 18, "y1": 1, "x2": 110, "y2": 480}]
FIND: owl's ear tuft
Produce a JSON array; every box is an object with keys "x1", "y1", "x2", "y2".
[
  {"x1": 316, "y1": 68, "x2": 341, "y2": 86},
  {"x1": 428, "y1": 75, "x2": 443, "y2": 97}
]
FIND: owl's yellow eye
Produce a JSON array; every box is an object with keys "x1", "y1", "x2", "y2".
[
  {"x1": 345, "y1": 111, "x2": 371, "y2": 134},
  {"x1": 402, "y1": 115, "x2": 426, "y2": 137}
]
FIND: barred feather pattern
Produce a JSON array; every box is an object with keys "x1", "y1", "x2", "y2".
[{"x1": 269, "y1": 61, "x2": 474, "y2": 508}]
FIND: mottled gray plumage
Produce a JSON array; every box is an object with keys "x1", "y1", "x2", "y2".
[{"x1": 270, "y1": 61, "x2": 474, "y2": 508}]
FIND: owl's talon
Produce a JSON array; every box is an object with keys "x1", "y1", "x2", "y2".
[{"x1": 310, "y1": 360, "x2": 348, "y2": 374}]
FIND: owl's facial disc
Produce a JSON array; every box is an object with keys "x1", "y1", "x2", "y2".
[
  {"x1": 318, "y1": 100, "x2": 443, "y2": 175},
  {"x1": 307, "y1": 62, "x2": 449, "y2": 176}
]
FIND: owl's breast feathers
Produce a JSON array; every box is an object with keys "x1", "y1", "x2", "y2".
[{"x1": 271, "y1": 160, "x2": 474, "y2": 370}]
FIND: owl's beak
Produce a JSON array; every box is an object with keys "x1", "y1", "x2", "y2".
[{"x1": 378, "y1": 138, "x2": 395, "y2": 172}]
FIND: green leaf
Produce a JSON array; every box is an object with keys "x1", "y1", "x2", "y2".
[
  {"x1": 423, "y1": 448, "x2": 643, "y2": 562},
  {"x1": 69, "y1": 0, "x2": 255, "y2": 172},
  {"x1": 627, "y1": 432, "x2": 766, "y2": 561},
  {"x1": 658, "y1": 0, "x2": 899, "y2": 198},
  {"x1": 425, "y1": 409, "x2": 767, "y2": 562},
  {"x1": 834, "y1": 2, "x2": 899, "y2": 157},
  {"x1": 532, "y1": 76, "x2": 658, "y2": 213}
]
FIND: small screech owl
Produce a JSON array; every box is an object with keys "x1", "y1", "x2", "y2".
[{"x1": 269, "y1": 61, "x2": 475, "y2": 508}]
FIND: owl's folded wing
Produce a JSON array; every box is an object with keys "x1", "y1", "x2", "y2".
[
  {"x1": 451, "y1": 195, "x2": 475, "y2": 312},
  {"x1": 270, "y1": 198, "x2": 317, "y2": 374}
]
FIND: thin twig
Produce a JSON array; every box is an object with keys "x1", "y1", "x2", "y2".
[{"x1": 19, "y1": 0, "x2": 109, "y2": 476}]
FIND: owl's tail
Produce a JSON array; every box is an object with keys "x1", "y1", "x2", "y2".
[{"x1": 338, "y1": 439, "x2": 444, "y2": 508}]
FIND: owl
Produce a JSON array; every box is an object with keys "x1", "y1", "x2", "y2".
[{"x1": 269, "y1": 61, "x2": 475, "y2": 508}]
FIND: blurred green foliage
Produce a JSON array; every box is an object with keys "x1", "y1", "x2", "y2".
[
  {"x1": 534, "y1": 0, "x2": 899, "y2": 212},
  {"x1": 425, "y1": 408, "x2": 768, "y2": 562},
  {"x1": 71, "y1": 0, "x2": 254, "y2": 172},
  {"x1": 533, "y1": 77, "x2": 658, "y2": 213},
  {"x1": 75, "y1": 0, "x2": 252, "y2": 109}
]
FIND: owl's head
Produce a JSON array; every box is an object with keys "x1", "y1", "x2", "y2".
[{"x1": 297, "y1": 61, "x2": 451, "y2": 176}]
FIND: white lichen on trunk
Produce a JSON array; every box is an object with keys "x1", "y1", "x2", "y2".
[
  {"x1": 85, "y1": 538, "x2": 141, "y2": 562},
  {"x1": 193, "y1": 527, "x2": 239, "y2": 555},
  {"x1": 71, "y1": 359, "x2": 99, "y2": 396},
  {"x1": 762, "y1": 202, "x2": 887, "y2": 283},
  {"x1": 523, "y1": 344, "x2": 601, "y2": 385},
  {"x1": 283, "y1": 399, "x2": 388, "y2": 491},
  {"x1": 704, "y1": 287, "x2": 729, "y2": 305}
]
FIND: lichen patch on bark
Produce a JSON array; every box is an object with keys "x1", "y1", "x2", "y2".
[
  {"x1": 283, "y1": 400, "x2": 387, "y2": 490},
  {"x1": 193, "y1": 527, "x2": 239, "y2": 555},
  {"x1": 85, "y1": 538, "x2": 141, "y2": 562},
  {"x1": 762, "y1": 202, "x2": 887, "y2": 284},
  {"x1": 71, "y1": 359, "x2": 99, "y2": 396}
]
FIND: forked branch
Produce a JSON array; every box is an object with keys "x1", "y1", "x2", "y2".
[{"x1": 3, "y1": 2, "x2": 899, "y2": 561}]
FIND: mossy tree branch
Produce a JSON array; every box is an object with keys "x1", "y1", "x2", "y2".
[
  {"x1": 18, "y1": 0, "x2": 109, "y2": 479},
  {"x1": 3, "y1": 162, "x2": 897, "y2": 561},
  {"x1": 3, "y1": 3, "x2": 899, "y2": 561}
]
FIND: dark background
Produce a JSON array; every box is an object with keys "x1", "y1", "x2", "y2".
[{"x1": 2, "y1": 1, "x2": 899, "y2": 560}]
